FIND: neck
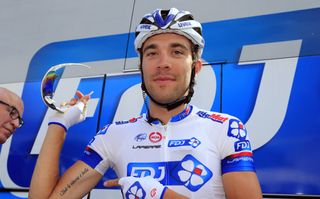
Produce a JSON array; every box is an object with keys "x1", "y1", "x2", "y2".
[{"x1": 148, "y1": 101, "x2": 187, "y2": 124}]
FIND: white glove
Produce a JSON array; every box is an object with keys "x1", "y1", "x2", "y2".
[
  {"x1": 119, "y1": 176, "x2": 167, "y2": 199},
  {"x1": 48, "y1": 102, "x2": 87, "y2": 131}
]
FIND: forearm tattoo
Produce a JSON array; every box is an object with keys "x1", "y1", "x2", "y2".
[{"x1": 59, "y1": 167, "x2": 89, "y2": 196}]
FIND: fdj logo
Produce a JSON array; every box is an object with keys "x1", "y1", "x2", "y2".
[
  {"x1": 129, "y1": 164, "x2": 166, "y2": 181},
  {"x1": 168, "y1": 140, "x2": 186, "y2": 147},
  {"x1": 168, "y1": 137, "x2": 201, "y2": 148},
  {"x1": 235, "y1": 140, "x2": 251, "y2": 151},
  {"x1": 127, "y1": 155, "x2": 212, "y2": 192}
]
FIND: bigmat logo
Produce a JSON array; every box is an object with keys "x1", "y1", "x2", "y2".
[{"x1": 1, "y1": 8, "x2": 320, "y2": 197}]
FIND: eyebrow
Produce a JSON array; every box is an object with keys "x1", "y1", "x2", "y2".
[
  {"x1": 170, "y1": 43, "x2": 190, "y2": 51},
  {"x1": 142, "y1": 42, "x2": 191, "y2": 54},
  {"x1": 0, "y1": 100, "x2": 22, "y2": 117},
  {"x1": 142, "y1": 43, "x2": 157, "y2": 54}
]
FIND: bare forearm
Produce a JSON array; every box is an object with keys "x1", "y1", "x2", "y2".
[
  {"x1": 223, "y1": 172, "x2": 262, "y2": 199},
  {"x1": 163, "y1": 188, "x2": 189, "y2": 199},
  {"x1": 29, "y1": 125, "x2": 66, "y2": 199}
]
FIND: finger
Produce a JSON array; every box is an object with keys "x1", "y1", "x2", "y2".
[
  {"x1": 60, "y1": 101, "x2": 68, "y2": 107},
  {"x1": 80, "y1": 91, "x2": 94, "y2": 104},
  {"x1": 75, "y1": 90, "x2": 93, "y2": 103},
  {"x1": 61, "y1": 98, "x2": 78, "y2": 107},
  {"x1": 103, "y1": 179, "x2": 120, "y2": 187},
  {"x1": 87, "y1": 91, "x2": 94, "y2": 96},
  {"x1": 75, "y1": 90, "x2": 84, "y2": 99},
  {"x1": 69, "y1": 98, "x2": 78, "y2": 106}
]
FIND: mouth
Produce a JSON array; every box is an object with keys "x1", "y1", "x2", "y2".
[
  {"x1": 153, "y1": 75, "x2": 175, "y2": 83},
  {"x1": 2, "y1": 127, "x2": 13, "y2": 137}
]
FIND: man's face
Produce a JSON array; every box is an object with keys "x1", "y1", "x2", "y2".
[
  {"x1": 0, "y1": 93, "x2": 23, "y2": 144},
  {"x1": 141, "y1": 33, "x2": 195, "y2": 104}
]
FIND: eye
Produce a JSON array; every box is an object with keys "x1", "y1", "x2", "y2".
[
  {"x1": 146, "y1": 52, "x2": 156, "y2": 56},
  {"x1": 144, "y1": 50, "x2": 158, "y2": 58},
  {"x1": 10, "y1": 107, "x2": 19, "y2": 119},
  {"x1": 173, "y1": 49, "x2": 185, "y2": 56},
  {"x1": 5, "y1": 106, "x2": 12, "y2": 112}
]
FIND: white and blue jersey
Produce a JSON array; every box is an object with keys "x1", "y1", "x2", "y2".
[{"x1": 80, "y1": 105, "x2": 255, "y2": 199}]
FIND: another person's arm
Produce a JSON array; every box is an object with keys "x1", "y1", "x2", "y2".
[{"x1": 222, "y1": 171, "x2": 262, "y2": 199}]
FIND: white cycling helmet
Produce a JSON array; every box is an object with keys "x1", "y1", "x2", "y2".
[{"x1": 134, "y1": 8, "x2": 205, "y2": 56}]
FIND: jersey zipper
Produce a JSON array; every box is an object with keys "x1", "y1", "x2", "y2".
[{"x1": 161, "y1": 123, "x2": 170, "y2": 186}]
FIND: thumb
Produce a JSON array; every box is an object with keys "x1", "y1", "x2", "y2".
[{"x1": 82, "y1": 91, "x2": 93, "y2": 104}]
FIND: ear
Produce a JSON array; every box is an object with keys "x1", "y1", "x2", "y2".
[{"x1": 194, "y1": 59, "x2": 203, "y2": 75}]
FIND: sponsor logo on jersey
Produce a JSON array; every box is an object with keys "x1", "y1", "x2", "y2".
[
  {"x1": 150, "y1": 188, "x2": 157, "y2": 197},
  {"x1": 128, "y1": 154, "x2": 212, "y2": 192},
  {"x1": 221, "y1": 152, "x2": 255, "y2": 174},
  {"x1": 115, "y1": 120, "x2": 129, "y2": 125},
  {"x1": 171, "y1": 155, "x2": 213, "y2": 192},
  {"x1": 235, "y1": 140, "x2": 251, "y2": 151},
  {"x1": 124, "y1": 181, "x2": 147, "y2": 199},
  {"x1": 135, "y1": 133, "x2": 147, "y2": 142},
  {"x1": 149, "y1": 132, "x2": 163, "y2": 143},
  {"x1": 196, "y1": 111, "x2": 229, "y2": 123},
  {"x1": 129, "y1": 163, "x2": 166, "y2": 180},
  {"x1": 132, "y1": 145, "x2": 161, "y2": 149},
  {"x1": 227, "y1": 119, "x2": 247, "y2": 140},
  {"x1": 227, "y1": 119, "x2": 251, "y2": 151},
  {"x1": 115, "y1": 116, "x2": 142, "y2": 125},
  {"x1": 129, "y1": 117, "x2": 138, "y2": 123},
  {"x1": 168, "y1": 137, "x2": 201, "y2": 148}
]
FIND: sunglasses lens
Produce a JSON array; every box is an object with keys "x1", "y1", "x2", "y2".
[{"x1": 41, "y1": 63, "x2": 91, "y2": 113}]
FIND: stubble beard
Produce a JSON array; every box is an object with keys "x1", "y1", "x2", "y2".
[{"x1": 146, "y1": 79, "x2": 189, "y2": 104}]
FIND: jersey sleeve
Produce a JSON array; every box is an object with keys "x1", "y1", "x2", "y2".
[
  {"x1": 219, "y1": 116, "x2": 256, "y2": 175},
  {"x1": 80, "y1": 124, "x2": 113, "y2": 175}
]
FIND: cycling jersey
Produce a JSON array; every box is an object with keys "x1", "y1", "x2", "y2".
[{"x1": 81, "y1": 105, "x2": 256, "y2": 199}]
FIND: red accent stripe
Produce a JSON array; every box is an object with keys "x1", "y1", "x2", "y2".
[
  {"x1": 229, "y1": 151, "x2": 253, "y2": 159},
  {"x1": 85, "y1": 146, "x2": 92, "y2": 151}
]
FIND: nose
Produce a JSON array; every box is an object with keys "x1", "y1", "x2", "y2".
[
  {"x1": 10, "y1": 118, "x2": 19, "y2": 129},
  {"x1": 157, "y1": 52, "x2": 171, "y2": 69}
]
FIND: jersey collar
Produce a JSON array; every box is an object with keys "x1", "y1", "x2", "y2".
[{"x1": 146, "y1": 104, "x2": 193, "y2": 124}]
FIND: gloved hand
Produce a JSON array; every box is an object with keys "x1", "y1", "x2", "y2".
[
  {"x1": 48, "y1": 101, "x2": 87, "y2": 131},
  {"x1": 119, "y1": 176, "x2": 167, "y2": 199}
]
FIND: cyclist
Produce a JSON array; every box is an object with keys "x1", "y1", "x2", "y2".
[{"x1": 29, "y1": 8, "x2": 262, "y2": 199}]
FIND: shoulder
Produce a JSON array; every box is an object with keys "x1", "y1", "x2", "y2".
[
  {"x1": 191, "y1": 105, "x2": 247, "y2": 138},
  {"x1": 191, "y1": 105, "x2": 232, "y2": 125},
  {"x1": 113, "y1": 115, "x2": 144, "y2": 126},
  {"x1": 96, "y1": 115, "x2": 145, "y2": 135}
]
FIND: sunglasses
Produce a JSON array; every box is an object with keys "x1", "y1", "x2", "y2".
[{"x1": 0, "y1": 100, "x2": 24, "y2": 128}]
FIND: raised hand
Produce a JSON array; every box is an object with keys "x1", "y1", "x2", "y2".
[{"x1": 48, "y1": 90, "x2": 93, "y2": 131}]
